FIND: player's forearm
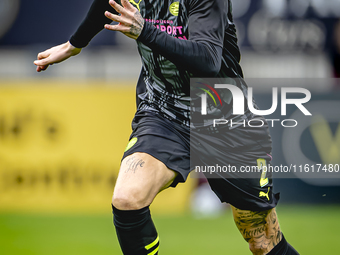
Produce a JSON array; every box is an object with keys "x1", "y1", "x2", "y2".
[
  {"x1": 137, "y1": 22, "x2": 222, "y2": 77},
  {"x1": 70, "y1": 0, "x2": 118, "y2": 48}
]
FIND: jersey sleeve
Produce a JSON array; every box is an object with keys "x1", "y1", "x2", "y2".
[
  {"x1": 137, "y1": 0, "x2": 228, "y2": 77},
  {"x1": 69, "y1": 0, "x2": 118, "y2": 48},
  {"x1": 188, "y1": 0, "x2": 227, "y2": 48}
]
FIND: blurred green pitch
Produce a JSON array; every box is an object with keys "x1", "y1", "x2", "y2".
[{"x1": 0, "y1": 205, "x2": 339, "y2": 254}]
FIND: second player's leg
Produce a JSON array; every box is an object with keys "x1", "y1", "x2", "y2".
[{"x1": 232, "y1": 206, "x2": 282, "y2": 255}]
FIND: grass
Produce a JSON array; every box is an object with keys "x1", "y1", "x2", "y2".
[{"x1": 0, "y1": 205, "x2": 339, "y2": 254}]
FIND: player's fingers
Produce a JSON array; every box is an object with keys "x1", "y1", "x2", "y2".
[
  {"x1": 34, "y1": 59, "x2": 47, "y2": 66},
  {"x1": 105, "y1": 12, "x2": 132, "y2": 26},
  {"x1": 37, "y1": 50, "x2": 50, "y2": 60},
  {"x1": 105, "y1": 11, "x2": 122, "y2": 23},
  {"x1": 121, "y1": 0, "x2": 135, "y2": 11},
  {"x1": 40, "y1": 65, "x2": 49, "y2": 71},
  {"x1": 120, "y1": 27, "x2": 131, "y2": 33},
  {"x1": 104, "y1": 24, "x2": 120, "y2": 31},
  {"x1": 34, "y1": 55, "x2": 55, "y2": 66},
  {"x1": 108, "y1": 0, "x2": 126, "y2": 15},
  {"x1": 105, "y1": 24, "x2": 130, "y2": 33},
  {"x1": 36, "y1": 65, "x2": 49, "y2": 72},
  {"x1": 35, "y1": 64, "x2": 48, "y2": 72}
]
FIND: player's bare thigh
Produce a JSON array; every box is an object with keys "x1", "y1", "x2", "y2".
[
  {"x1": 112, "y1": 152, "x2": 177, "y2": 210},
  {"x1": 232, "y1": 206, "x2": 282, "y2": 255}
]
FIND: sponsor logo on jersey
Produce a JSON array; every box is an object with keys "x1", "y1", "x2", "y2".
[
  {"x1": 129, "y1": 0, "x2": 142, "y2": 11},
  {"x1": 259, "y1": 187, "x2": 270, "y2": 201},
  {"x1": 169, "y1": 2, "x2": 179, "y2": 16}
]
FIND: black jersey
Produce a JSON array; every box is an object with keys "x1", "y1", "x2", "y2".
[
  {"x1": 70, "y1": 0, "x2": 247, "y2": 127},
  {"x1": 135, "y1": 0, "x2": 245, "y2": 127}
]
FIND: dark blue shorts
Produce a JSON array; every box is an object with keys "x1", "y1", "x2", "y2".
[{"x1": 122, "y1": 111, "x2": 279, "y2": 211}]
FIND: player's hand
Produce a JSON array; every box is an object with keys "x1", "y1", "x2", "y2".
[
  {"x1": 104, "y1": 0, "x2": 144, "y2": 40},
  {"x1": 33, "y1": 41, "x2": 81, "y2": 72}
]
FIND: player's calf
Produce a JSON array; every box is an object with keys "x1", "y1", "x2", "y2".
[
  {"x1": 112, "y1": 152, "x2": 177, "y2": 254},
  {"x1": 112, "y1": 205, "x2": 160, "y2": 255},
  {"x1": 232, "y1": 207, "x2": 299, "y2": 255}
]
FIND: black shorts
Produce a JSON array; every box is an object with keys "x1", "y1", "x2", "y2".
[{"x1": 122, "y1": 111, "x2": 279, "y2": 211}]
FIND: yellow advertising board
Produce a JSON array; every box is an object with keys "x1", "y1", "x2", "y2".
[{"x1": 0, "y1": 80, "x2": 195, "y2": 214}]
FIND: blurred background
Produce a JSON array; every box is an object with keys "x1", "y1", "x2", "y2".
[{"x1": 0, "y1": 0, "x2": 339, "y2": 254}]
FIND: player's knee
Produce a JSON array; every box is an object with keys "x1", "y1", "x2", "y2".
[{"x1": 112, "y1": 188, "x2": 150, "y2": 210}]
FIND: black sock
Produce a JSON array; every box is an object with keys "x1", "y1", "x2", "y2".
[
  {"x1": 267, "y1": 234, "x2": 299, "y2": 255},
  {"x1": 112, "y1": 205, "x2": 159, "y2": 255}
]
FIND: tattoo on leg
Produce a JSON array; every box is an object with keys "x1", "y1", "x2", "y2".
[
  {"x1": 232, "y1": 208, "x2": 282, "y2": 255},
  {"x1": 125, "y1": 156, "x2": 145, "y2": 173}
]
